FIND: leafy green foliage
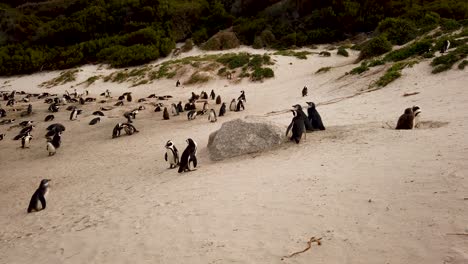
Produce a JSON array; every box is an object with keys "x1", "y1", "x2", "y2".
[
  {"x1": 377, "y1": 18, "x2": 417, "y2": 45},
  {"x1": 39, "y1": 69, "x2": 81, "y2": 88},
  {"x1": 274, "y1": 50, "x2": 311, "y2": 59},
  {"x1": 384, "y1": 39, "x2": 432, "y2": 62},
  {"x1": 431, "y1": 44, "x2": 468, "y2": 73},
  {"x1": 358, "y1": 36, "x2": 393, "y2": 61},
  {"x1": 251, "y1": 67, "x2": 274, "y2": 81},
  {"x1": 458, "y1": 60, "x2": 468, "y2": 70},
  {"x1": 350, "y1": 63, "x2": 370, "y2": 75},
  {"x1": 375, "y1": 61, "x2": 417, "y2": 87},
  {"x1": 337, "y1": 47, "x2": 349, "y2": 57}
]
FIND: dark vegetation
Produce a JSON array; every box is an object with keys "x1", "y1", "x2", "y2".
[{"x1": 0, "y1": 0, "x2": 467, "y2": 76}]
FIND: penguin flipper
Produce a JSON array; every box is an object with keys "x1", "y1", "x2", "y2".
[
  {"x1": 286, "y1": 122, "x2": 293, "y2": 137},
  {"x1": 164, "y1": 153, "x2": 168, "y2": 161},
  {"x1": 190, "y1": 154, "x2": 198, "y2": 168},
  {"x1": 39, "y1": 195, "x2": 46, "y2": 210}
]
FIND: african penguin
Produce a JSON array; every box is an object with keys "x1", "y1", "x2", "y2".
[
  {"x1": 236, "y1": 100, "x2": 245, "y2": 112},
  {"x1": 22, "y1": 134, "x2": 33, "y2": 148},
  {"x1": 112, "y1": 123, "x2": 124, "y2": 138},
  {"x1": 396, "y1": 108, "x2": 414, "y2": 130},
  {"x1": 164, "y1": 140, "x2": 180, "y2": 169},
  {"x1": 302, "y1": 86, "x2": 308, "y2": 97},
  {"x1": 93, "y1": 111, "x2": 105, "y2": 116},
  {"x1": 229, "y1": 99, "x2": 237, "y2": 111},
  {"x1": 48, "y1": 103, "x2": 59, "y2": 112},
  {"x1": 412, "y1": 105, "x2": 421, "y2": 128},
  {"x1": 219, "y1": 103, "x2": 226, "y2": 117},
  {"x1": 163, "y1": 107, "x2": 170, "y2": 120},
  {"x1": 69, "y1": 108, "x2": 81, "y2": 121},
  {"x1": 89, "y1": 117, "x2": 101, "y2": 125},
  {"x1": 441, "y1": 40, "x2": 450, "y2": 53},
  {"x1": 178, "y1": 138, "x2": 198, "y2": 173},
  {"x1": 51, "y1": 132, "x2": 61, "y2": 148},
  {"x1": 306, "y1": 102, "x2": 325, "y2": 130},
  {"x1": 154, "y1": 106, "x2": 162, "y2": 112},
  {"x1": 171, "y1": 103, "x2": 179, "y2": 116},
  {"x1": 208, "y1": 109, "x2": 217, "y2": 122},
  {"x1": 187, "y1": 110, "x2": 197, "y2": 120},
  {"x1": 126, "y1": 93, "x2": 132, "y2": 102},
  {"x1": 46, "y1": 141, "x2": 56, "y2": 156},
  {"x1": 44, "y1": 115, "x2": 55, "y2": 122},
  {"x1": 0, "y1": 133, "x2": 5, "y2": 141},
  {"x1": 238, "y1": 90, "x2": 246, "y2": 102},
  {"x1": 286, "y1": 110, "x2": 306, "y2": 144},
  {"x1": 292, "y1": 104, "x2": 313, "y2": 131},
  {"x1": 27, "y1": 179, "x2": 51, "y2": 213},
  {"x1": 216, "y1": 95, "x2": 222, "y2": 105},
  {"x1": 210, "y1": 90, "x2": 216, "y2": 100}
]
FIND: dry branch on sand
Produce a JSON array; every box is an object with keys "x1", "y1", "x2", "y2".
[{"x1": 281, "y1": 237, "x2": 322, "y2": 260}]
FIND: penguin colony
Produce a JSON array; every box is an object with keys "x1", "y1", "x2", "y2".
[{"x1": 0, "y1": 83, "x2": 424, "y2": 214}]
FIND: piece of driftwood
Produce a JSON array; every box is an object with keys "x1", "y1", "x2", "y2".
[
  {"x1": 403, "y1": 92, "x2": 420, "y2": 97},
  {"x1": 447, "y1": 233, "x2": 468, "y2": 236},
  {"x1": 281, "y1": 237, "x2": 322, "y2": 260}
]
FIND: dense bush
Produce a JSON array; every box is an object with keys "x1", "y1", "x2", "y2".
[
  {"x1": 358, "y1": 36, "x2": 393, "y2": 61},
  {"x1": 431, "y1": 44, "x2": 468, "y2": 73},
  {"x1": 384, "y1": 39, "x2": 432, "y2": 61},
  {"x1": 377, "y1": 18, "x2": 418, "y2": 45},
  {"x1": 337, "y1": 47, "x2": 349, "y2": 57},
  {"x1": 201, "y1": 31, "x2": 240, "y2": 51},
  {"x1": 0, "y1": 0, "x2": 468, "y2": 76}
]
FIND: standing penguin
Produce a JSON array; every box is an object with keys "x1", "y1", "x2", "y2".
[
  {"x1": 396, "y1": 108, "x2": 414, "y2": 130},
  {"x1": 104, "y1": 89, "x2": 111, "y2": 98},
  {"x1": 69, "y1": 109, "x2": 82, "y2": 121},
  {"x1": 302, "y1": 86, "x2": 308, "y2": 97},
  {"x1": 164, "y1": 140, "x2": 179, "y2": 169},
  {"x1": 126, "y1": 93, "x2": 132, "y2": 102},
  {"x1": 48, "y1": 103, "x2": 59, "y2": 113},
  {"x1": 306, "y1": 102, "x2": 325, "y2": 130},
  {"x1": 441, "y1": 40, "x2": 450, "y2": 53},
  {"x1": 21, "y1": 134, "x2": 33, "y2": 148},
  {"x1": 51, "y1": 132, "x2": 61, "y2": 148},
  {"x1": 236, "y1": 100, "x2": 245, "y2": 112},
  {"x1": 27, "y1": 179, "x2": 51, "y2": 213},
  {"x1": 219, "y1": 103, "x2": 226, "y2": 117},
  {"x1": 187, "y1": 110, "x2": 197, "y2": 120},
  {"x1": 286, "y1": 110, "x2": 306, "y2": 144},
  {"x1": 163, "y1": 107, "x2": 170, "y2": 120},
  {"x1": 176, "y1": 80, "x2": 181, "y2": 87},
  {"x1": 178, "y1": 138, "x2": 198, "y2": 173},
  {"x1": 210, "y1": 90, "x2": 216, "y2": 100},
  {"x1": 292, "y1": 104, "x2": 313, "y2": 131},
  {"x1": 238, "y1": 90, "x2": 246, "y2": 102},
  {"x1": 171, "y1": 103, "x2": 179, "y2": 116},
  {"x1": 229, "y1": 99, "x2": 237, "y2": 111},
  {"x1": 177, "y1": 101, "x2": 184, "y2": 113},
  {"x1": 208, "y1": 109, "x2": 217, "y2": 123},
  {"x1": 216, "y1": 95, "x2": 222, "y2": 105},
  {"x1": 46, "y1": 140, "x2": 56, "y2": 156},
  {"x1": 412, "y1": 105, "x2": 421, "y2": 128},
  {"x1": 112, "y1": 123, "x2": 124, "y2": 138},
  {"x1": 79, "y1": 97, "x2": 85, "y2": 105}
]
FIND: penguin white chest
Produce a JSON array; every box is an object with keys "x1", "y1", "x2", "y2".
[{"x1": 166, "y1": 149, "x2": 177, "y2": 165}]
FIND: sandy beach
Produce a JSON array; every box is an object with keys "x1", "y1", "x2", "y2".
[{"x1": 0, "y1": 46, "x2": 467, "y2": 264}]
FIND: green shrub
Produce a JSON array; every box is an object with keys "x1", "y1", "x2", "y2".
[
  {"x1": 201, "y1": 31, "x2": 240, "y2": 51},
  {"x1": 216, "y1": 53, "x2": 250, "y2": 69},
  {"x1": 39, "y1": 69, "x2": 80, "y2": 88},
  {"x1": 458, "y1": 60, "x2": 468, "y2": 70},
  {"x1": 217, "y1": 67, "x2": 227, "y2": 75},
  {"x1": 184, "y1": 72, "x2": 211, "y2": 85},
  {"x1": 431, "y1": 44, "x2": 468, "y2": 73},
  {"x1": 358, "y1": 35, "x2": 392, "y2": 61},
  {"x1": 316, "y1": 67, "x2": 331, "y2": 74},
  {"x1": 350, "y1": 62, "x2": 369, "y2": 74},
  {"x1": 375, "y1": 70, "x2": 402, "y2": 87},
  {"x1": 441, "y1": 18, "x2": 461, "y2": 31},
  {"x1": 98, "y1": 45, "x2": 160, "y2": 68},
  {"x1": 337, "y1": 47, "x2": 349, "y2": 57},
  {"x1": 384, "y1": 39, "x2": 432, "y2": 62},
  {"x1": 274, "y1": 50, "x2": 311, "y2": 59},
  {"x1": 251, "y1": 67, "x2": 274, "y2": 81},
  {"x1": 368, "y1": 59, "x2": 385, "y2": 67},
  {"x1": 260, "y1": 30, "x2": 276, "y2": 47},
  {"x1": 377, "y1": 18, "x2": 417, "y2": 45},
  {"x1": 181, "y1": 39, "x2": 194, "y2": 52},
  {"x1": 253, "y1": 36, "x2": 263, "y2": 49}
]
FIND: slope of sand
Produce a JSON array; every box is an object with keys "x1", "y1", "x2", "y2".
[{"x1": 1, "y1": 47, "x2": 467, "y2": 264}]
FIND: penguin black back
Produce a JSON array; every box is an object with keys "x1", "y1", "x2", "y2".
[
  {"x1": 216, "y1": 95, "x2": 221, "y2": 105},
  {"x1": 177, "y1": 102, "x2": 184, "y2": 113},
  {"x1": 163, "y1": 107, "x2": 170, "y2": 120},
  {"x1": 306, "y1": 102, "x2": 325, "y2": 130},
  {"x1": 89, "y1": 117, "x2": 101, "y2": 125},
  {"x1": 219, "y1": 103, "x2": 226, "y2": 117},
  {"x1": 396, "y1": 108, "x2": 414, "y2": 130},
  {"x1": 178, "y1": 138, "x2": 198, "y2": 173},
  {"x1": 302, "y1": 86, "x2": 308, "y2": 97},
  {"x1": 286, "y1": 110, "x2": 306, "y2": 144},
  {"x1": 210, "y1": 90, "x2": 215, "y2": 100},
  {"x1": 44, "y1": 114, "x2": 55, "y2": 122},
  {"x1": 27, "y1": 179, "x2": 51, "y2": 213}
]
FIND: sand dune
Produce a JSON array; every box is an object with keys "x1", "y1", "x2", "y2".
[{"x1": 1, "y1": 46, "x2": 467, "y2": 264}]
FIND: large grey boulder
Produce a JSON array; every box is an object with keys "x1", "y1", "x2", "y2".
[{"x1": 207, "y1": 116, "x2": 286, "y2": 161}]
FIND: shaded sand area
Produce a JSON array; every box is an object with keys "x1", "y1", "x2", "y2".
[{"x1": 1, "y1": 47, "x2": 467, "y2": 263}]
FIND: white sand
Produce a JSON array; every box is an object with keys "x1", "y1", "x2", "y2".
[{"x1": 1, "y1": 47, "x2": 467, "y2": 264}]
